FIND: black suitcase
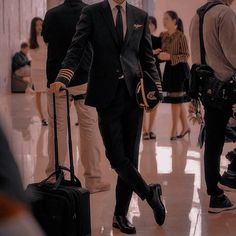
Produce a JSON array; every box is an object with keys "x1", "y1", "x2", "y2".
[{"x1": 26, "y1": 89, "x2": 91, "y2": 236}]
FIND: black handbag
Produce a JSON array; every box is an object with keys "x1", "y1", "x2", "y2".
[
  {"x1": 189, "y1": 2, "x2": 223, "y2": 100},
  {"x1": 136, "y1": 69, "x2": 163, "y2": 112}
]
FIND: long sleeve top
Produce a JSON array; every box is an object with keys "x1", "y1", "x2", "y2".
[
  {"x1": 161, "y1": 30, "x2": 189, "y2": 66},
  {"x1": 190, "y1": 0, "x2": 236, "y2": 82}
]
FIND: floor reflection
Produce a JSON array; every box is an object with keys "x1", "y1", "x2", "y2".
[{"x1": 1, "y1": 93, "x2": 236, "y2": 236}]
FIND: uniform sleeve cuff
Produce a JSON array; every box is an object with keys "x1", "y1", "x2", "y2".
[
  {"x1": 56, "y1": 77, "x2": 70, "y2": 87},
  {"x1": 55, "y1": 68, "x2": 74, "y2": 87}
]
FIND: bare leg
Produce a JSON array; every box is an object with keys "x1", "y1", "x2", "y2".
[
  {"x1": 36, "y1": 92, "x2": 44, "y2": 120},
  {"x1": 180, "y1": 104, "x2": 190, "y2": 134},
  {"x1": 171, "y1": 104, "x2": 181, "y2": 138},
  {"x1": 143, "y1": 112, "x2": 148, "y2": 133},
  {"x1": 149, "y1": 106, "x2": 158, "y2": 132}
]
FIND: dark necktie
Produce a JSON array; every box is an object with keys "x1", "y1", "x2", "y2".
[{"x1": 115, "y1": 5, "x2": 124, "y2": 47}]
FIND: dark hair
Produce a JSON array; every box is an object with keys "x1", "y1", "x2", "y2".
[
  {"x1": 21, "y1": 42, "x2": 29, "y2": 49},
  {"x1": 29, "y1": 17, "x2": 43, "y2": 49},
  {"x1": 148, "y1": 16, "x2": 158, "y2": 30},
  {"x1": 166, "y1": 11, "x2": 184, "y2": 33}
]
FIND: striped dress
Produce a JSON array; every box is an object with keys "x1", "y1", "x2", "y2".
[{"x1": 161, "y1": 30, "x2": 190, "y2": 96}]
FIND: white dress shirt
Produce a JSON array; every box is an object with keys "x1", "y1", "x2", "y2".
[{"x1": 108, "y1": 0, "x2": 127, "y2": 38}]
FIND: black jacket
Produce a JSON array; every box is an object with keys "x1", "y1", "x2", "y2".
[
  {"x1": 57, "y1": 0, "x2": 161, "y2": 108},
  {"x1": 12, "y1": 52, "x2": 30, "y2": 73},
  {"x1": 42, "y1": 0, "x2": 92, "y2": 88}
]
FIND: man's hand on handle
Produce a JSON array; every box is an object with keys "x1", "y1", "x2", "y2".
[{"x1": 50, "y1": 82, "x2": 66, "y2": 93}]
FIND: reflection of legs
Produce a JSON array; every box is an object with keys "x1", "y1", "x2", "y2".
[
  {"x1": 149, "y1": 107, "x2": 158, "y2": 132},
  {"x1": 179, "y1": 104, "x2": 189, "y2": 134},
  {"x1": 142, "y1": 112, "x2": 148, "y2": 134},
  {"x1": 36, "y1": 92, "x2": 44, "y2": 120},
  {"x1": 46, "y1": 93, "x2": 69, "y2": 175},
  {"x1": 143, "y1": 107, "x2": 157, "y2": 134},
  {"x1": 114, "y1": 100, "x2": 144, "y2": 216},
  {"x1": 171, "y1": 104, "x2": 180, "y2": 137},
  {"x1": 204, "y1": 106, "x2": 231, "y2": 196},
  {"x1": 74, "y1": 99, "x2": 103, "y2": 188}
]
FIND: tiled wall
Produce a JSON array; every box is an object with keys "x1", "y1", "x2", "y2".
[{"x1": 0, "y1": 0, "x2": 46, "y2": 94}]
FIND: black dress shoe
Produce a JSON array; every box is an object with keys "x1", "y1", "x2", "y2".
[
  {"x1": 147, "y1": 184, "x2": 166, "y2": 226},
  {"x1": 113, "y1": 216, "x2": 136, "y2": 234}
]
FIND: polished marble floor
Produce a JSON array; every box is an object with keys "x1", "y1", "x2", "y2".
[{"x1": 0, "y1": 92, "x2": 236, "y2": 236}]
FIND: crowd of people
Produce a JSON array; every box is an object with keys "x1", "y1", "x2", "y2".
[{"x1": 1, "y1": 0, "x2": 236, "y2": 235}]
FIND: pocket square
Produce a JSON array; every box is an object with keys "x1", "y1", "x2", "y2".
[{"x1": 133, "y1": 24, "x2": 143, "y2": 30}]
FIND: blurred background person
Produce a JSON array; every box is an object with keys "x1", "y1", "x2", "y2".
[
  {"x1": 42, "y1": 0, "x2": 110, "y2": 194},
  {"x1": 190, "y1": 0, "x2": 236, "y2": 213},
  {"x1": 158, "y1": 11, "x2": 190, "y2": 141},
  {"x1": 0, "y1": 124, "x2": 44, "y2": 236},
  {"x1": 29, "y1": 17, "x2": 48, "y2": 127},
  {"x1": 143, "y1": 16, "x2": 162, "y2": 141},
  {"x1": 11, "y1": 42, "x2": 34, "y2": 94}
]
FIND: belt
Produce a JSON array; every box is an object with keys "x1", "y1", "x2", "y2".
[
  {"x1": 73, "y1": 94, "x2": 86, "y2": 100},
  {"x1": 118, "y1": 75, "x2": 125, "y2": 80}
]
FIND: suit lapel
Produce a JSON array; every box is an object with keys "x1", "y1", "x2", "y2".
[
  {"x1": 122, "y1": 3, "x2": 135, "y2": 51},
  {"x1": 100, "y1": 0, "x2": 120, "y2": 47}
]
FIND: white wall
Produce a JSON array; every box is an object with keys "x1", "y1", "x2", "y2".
[{"x1": 0, "y1": 0, "x2": 46, "y2": 94}]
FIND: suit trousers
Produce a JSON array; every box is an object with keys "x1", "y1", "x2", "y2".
[
  {"x1": 204, "y1": 105, "x2": 232, "y2": 196},
  {"x1": 97, "y1": 80, "x2": 150, "y2": 216},
  {"x1": 47, "y1": 84, "x2": 104, "y2": 188}
]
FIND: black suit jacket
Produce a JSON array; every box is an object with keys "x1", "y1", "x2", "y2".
[{"x1": 57, "y1": 0, "x2": 161, "y2": 108}]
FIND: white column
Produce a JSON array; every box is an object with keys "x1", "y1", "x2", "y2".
[{"x1": 142, "y1": 0, "x2": 154, "y2": 15}]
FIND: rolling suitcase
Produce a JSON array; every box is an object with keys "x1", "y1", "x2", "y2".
[{"x1": 26, "y1": 89, "x2": 91, "y2": 236}]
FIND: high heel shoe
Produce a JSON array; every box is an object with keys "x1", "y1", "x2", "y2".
[
  {"x1": 143, "y1": 132, "x2": 150, "y2": 140},
  {"x1": 42, "y1": 119, "x2": 48, "y2": 127},
  {"x1": 149, "y1": 132, "x2": 157, "y2": 140},
  {"x1": 170, "y1": 136, "x2": 178, "y2": 141},
  {"x1": 177, "y1": 129, "x2": 191, "y2": 139}
]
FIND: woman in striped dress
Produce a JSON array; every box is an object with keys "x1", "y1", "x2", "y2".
[{"x1": 158, "y1": 11, "x2": 190, "y2": 141}]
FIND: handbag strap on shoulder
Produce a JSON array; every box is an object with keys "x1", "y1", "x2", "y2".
[{"x1": 197, "y1": 1, "x2": 223, "y2": 64}]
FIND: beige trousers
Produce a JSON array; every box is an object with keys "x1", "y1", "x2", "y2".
[{"x1": 47, "y1": 84, "x2": 104, "y2": 187}]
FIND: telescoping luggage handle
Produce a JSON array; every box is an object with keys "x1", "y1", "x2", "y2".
[{"x1": 53, "y1": 88, "x2": 76, "y2": 183}]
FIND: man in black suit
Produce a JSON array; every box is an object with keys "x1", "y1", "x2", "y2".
[{"x1": 50, "y1": 0, "x2": 166, "y2": 233}]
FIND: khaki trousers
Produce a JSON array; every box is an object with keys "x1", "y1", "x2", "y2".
[{"x1": 47, "y1": 84, "x2": 104, "y2": 188}]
